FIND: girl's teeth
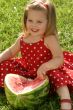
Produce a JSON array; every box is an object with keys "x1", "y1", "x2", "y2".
[{"x1": 31, "y1": 29, "x2": 39, "y2": 32}]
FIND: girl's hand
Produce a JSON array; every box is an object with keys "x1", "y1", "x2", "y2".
[{"x1": 37, "y1": 62, "x2": 49, "y2": 76}]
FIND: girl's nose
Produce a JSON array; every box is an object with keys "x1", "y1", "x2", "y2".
[{"x1": 32, "y1": 22, "x2": 37, "y2": 27}]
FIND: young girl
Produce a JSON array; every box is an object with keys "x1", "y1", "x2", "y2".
[{"x1": 0, "y1": 0, "x2": 73, "y2": 109}]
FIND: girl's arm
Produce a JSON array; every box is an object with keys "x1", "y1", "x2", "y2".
[
  {"x1": 45, "y1": 35, "x2": 64, "y2": 69},
  {"x1": 0, "y1": 36, "x2": 21, "y2": 63},
  {"x1": 37, "y1": 35, "x2": 64, "y2": 75}
]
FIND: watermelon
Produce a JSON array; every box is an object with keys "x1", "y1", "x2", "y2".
[{"x1": 4, "y1": 74, "x2": 49, "y2": 109}]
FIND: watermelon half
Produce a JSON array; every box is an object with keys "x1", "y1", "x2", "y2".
[{"x1": 4, "y1": 74, "x2": 49, "y2": 109}]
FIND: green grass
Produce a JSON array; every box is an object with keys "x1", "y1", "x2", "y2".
[
  {"x1": 53, "y1": 0, "x2": 73, "y2": 51},
  {"x1": 0, "y1": 0, "x2": 73, "y2": 110}
]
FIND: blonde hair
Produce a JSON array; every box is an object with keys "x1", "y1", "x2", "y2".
[{"x1": 23, "y1": 0, "x2": 57, "y2": 36}]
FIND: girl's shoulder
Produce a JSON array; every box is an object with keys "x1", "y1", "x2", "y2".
[
  {"x1": 44, "y1": 35, "x2": 58, "y2": 43},
  {"x1": 44, "y1": 35, "x2": 59, "y2": 48},
  {"x1": 18, "y1": 32, "x2": 26, "y2": 38},
  {"x1": 17, "y1": 32, "x2": 27, "y2": 41},
  {"x1": 14, "y1": 33, "x2": 26, "y2": 46}
]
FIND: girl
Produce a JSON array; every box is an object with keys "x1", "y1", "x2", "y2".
[{"x1": 0, "y1": 0, "x2": 73, "y2": 110}]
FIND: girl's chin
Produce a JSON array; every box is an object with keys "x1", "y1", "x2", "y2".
[
  {"x1": 30, "y1": 32, "x2": 44, "y2": 36},
  {"x1": 27, "y1": 31, "x2": 44, "y2": 37},
  {"x1": 30, "y1": 33, "x2": 40, "y2": 36}
]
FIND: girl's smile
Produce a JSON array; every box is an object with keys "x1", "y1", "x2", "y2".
[{"x1": 31, "y1": 28, "x2": 39, "y2": 33}]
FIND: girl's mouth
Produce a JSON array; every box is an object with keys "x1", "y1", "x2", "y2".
[{"x1": 31, "y1": 29, "x2": 39, "y2": 32}]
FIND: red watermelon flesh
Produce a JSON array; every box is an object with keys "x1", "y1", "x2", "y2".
[{"x1": 6, "y1": 74, "x2": 46, "y2": 93}]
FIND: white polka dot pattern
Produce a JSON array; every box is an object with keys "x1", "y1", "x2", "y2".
[{"x1": 0, "y1": 37, "x2": 73, "y2": 92}]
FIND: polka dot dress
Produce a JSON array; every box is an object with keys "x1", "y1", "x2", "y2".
[{"x1": 0, "y1": 35, "x2": 73, "y2": 92}]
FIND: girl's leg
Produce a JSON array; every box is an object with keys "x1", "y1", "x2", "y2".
[{"x1": 56, "y1": 85, "x2": 72, "y2": 110}]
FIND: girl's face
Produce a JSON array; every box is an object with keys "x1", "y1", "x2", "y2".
[{"x1": 26, "y1": 9, "x2": 48, "y2": 37}]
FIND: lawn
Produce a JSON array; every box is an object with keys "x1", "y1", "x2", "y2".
[{"x1": 0, "y1": 0, "x2": 73, "y2": 110}]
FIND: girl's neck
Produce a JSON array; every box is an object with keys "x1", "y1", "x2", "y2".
[{"x1": 24, "y1": 34, "x2": 44, "y2": 43}]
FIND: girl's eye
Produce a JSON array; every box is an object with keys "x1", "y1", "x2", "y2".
[
  {"x1": 28, "y1": 19, "x2": 32, "y2": 22},
  {"x1": 27, "y1": 19, "x2": 42, "y2": 24},
  {"x1": 37, "y1": 21, "x2": 42, "y2": 23}
]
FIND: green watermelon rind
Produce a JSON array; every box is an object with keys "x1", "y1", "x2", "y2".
[{"x1": 4, "y1": 75, "x2": 50, "y2": 109}]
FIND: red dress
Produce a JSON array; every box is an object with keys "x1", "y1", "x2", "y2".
[{"x1": 0, "y1": 36, "x2": 73, "y2": 92}]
